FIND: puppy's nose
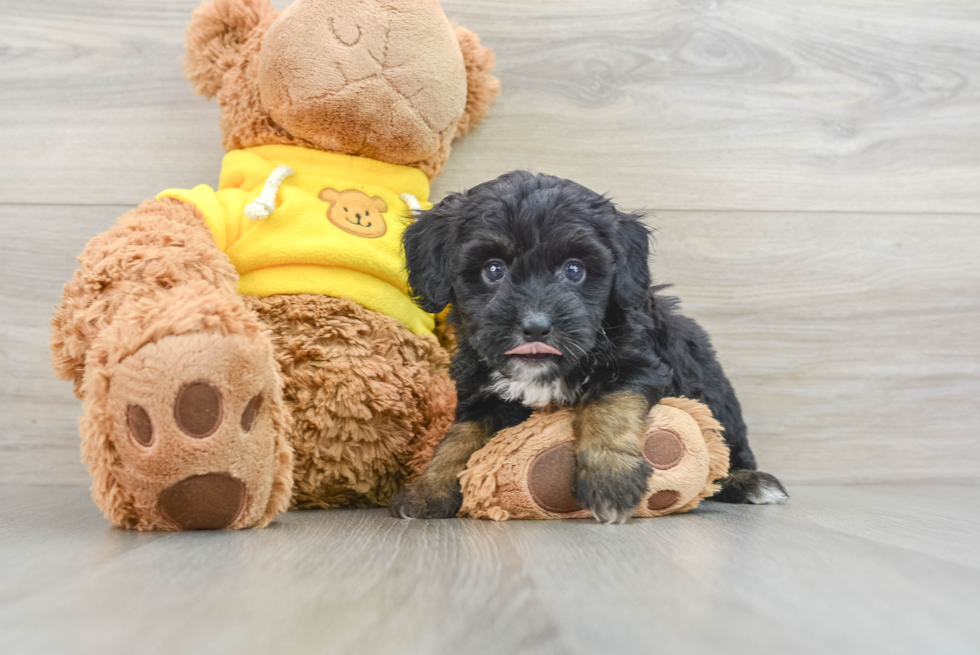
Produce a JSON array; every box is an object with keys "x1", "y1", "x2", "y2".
[{"x1": 522, "y1": 314, "x2": 552, "y2": 342}]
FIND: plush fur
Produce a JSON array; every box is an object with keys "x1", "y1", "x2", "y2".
[
  {"x1": 246, "y1": 293, "x2": 455, "y2": 509},
  {"x1": 393, "y1": 171, "x2": 787, "y2": 522},
  {"x1": 51, "y1": 198, "x2": 241, "y2": 395},
  {"x1": 52, "y1": 199, "x2": 293, "y2": 530},
  {"x1": 184, "y1": 0, "x2": 499, "y2": 178}
]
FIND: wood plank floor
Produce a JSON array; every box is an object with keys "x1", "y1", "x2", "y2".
[{"x1": 1, "y1": 484, "x2": 978, "y2": 655}]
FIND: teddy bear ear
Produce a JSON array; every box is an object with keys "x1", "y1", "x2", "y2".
[
  {"x1": 183, "y1": 0, "x2": 276, "y2": 98},
  {"x1": 453, "y1": 26, "x2": 502, "y2": 139},
  {"x1": 318, "y1": 188, "x2": 341, "y2": 204},
  {"x1": 371, "y1": 197, "x2": 389, "y2": 213}
]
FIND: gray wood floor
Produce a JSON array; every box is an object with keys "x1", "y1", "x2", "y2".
[{"x1": 1, "y1": 484, "x2": 978, "y2": 655}]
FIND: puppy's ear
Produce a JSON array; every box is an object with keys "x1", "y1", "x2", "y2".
[
  {"x1": 184, "y1": 0, "x2": 276, "y2": 98},
  {"x1": 611, "y1": 212, "x2": 651, "y2": 309},
  {"x1": 403, "y1": 194, "x2": 464, "y2": 314}
]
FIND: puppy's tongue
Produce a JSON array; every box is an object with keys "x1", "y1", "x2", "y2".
[{"x1": 505, "y1": 342, "x2": 563, "y2": 356}]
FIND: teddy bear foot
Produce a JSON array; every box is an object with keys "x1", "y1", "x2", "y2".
[
  {"x1": 79, "y1": 286, "x2": 293, "y2": 530},
  {"x1": 90, "y1": 331, "x2": 291, "y2": 530},
  {"x1": 457, "y1": 399, "x2": 733, "y2": 521}
]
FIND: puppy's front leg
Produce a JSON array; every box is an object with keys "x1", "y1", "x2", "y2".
[
  {"x1": 572, "y1": 390, "x2": 653, "y2": 524},
  {"x1": 390, "y1": 421, "x2": 491, "y2": 519}
]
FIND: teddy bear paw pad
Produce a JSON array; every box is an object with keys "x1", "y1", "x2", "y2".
[
  {"x1": 646, "y1": 490, "x2": 679, "y2": 511},
  {"x1": 643, "y1": 429, "x2": 685, "y2": 470},
  {"x1": 127, "y1": 404, "x2": 154, "y2": 446},
  {"x1": 158, "y1": 473, "x2": 246, "y2": 530},
  {"x1": 174, "y1": 381, "x2": 223, "y2": 438},
  {"x1": 527, "y1": 443, "x2": 582, "y2": 514}
]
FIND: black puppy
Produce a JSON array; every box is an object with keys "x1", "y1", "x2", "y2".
[{"x1": 392, "y1": 171, "x2": 787, "y2": 523}]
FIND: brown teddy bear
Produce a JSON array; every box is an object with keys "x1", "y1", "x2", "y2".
[{"x1": 50, "y1": 0, "x2": 499, "y2": 530}]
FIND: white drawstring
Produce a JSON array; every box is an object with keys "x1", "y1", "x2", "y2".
[
  {"x1": 244, "y1": 165, "x2": 294, "y2": 220},
  {"x1": 400, "y1": 192, "x2": 422, "y2": 215},
  {"x1": 245, "y1": 170, "x2": 418, "y2": 221}
]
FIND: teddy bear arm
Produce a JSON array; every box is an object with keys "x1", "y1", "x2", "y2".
[
  {"x1": 50, "y1": 197, "x2": 239, "y2": 395},
  {"x1": 54, "y1": 197, "x2": 294, "y2": 531}
]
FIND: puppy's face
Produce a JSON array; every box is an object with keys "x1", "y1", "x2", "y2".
[
  {"x1": 404, "y1": 172, "x2": 650, "y2": 390},
  {"x1": 450, "y1": 204, "x2": 614, "y2": 385}
]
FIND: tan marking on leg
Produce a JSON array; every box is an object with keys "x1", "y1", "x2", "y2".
[
  {"x1": 572, "y1": 391, "x2": 652, "y2": 524},
  {"x1": 424, "y1": 421, "x2": 490, "y2": 485},
  {"x1": 573, "y1": 390, "x2": 649, "y2": 462},
  {"x1": 391, "y1": 421, "x2": 491, "y2": 518}
]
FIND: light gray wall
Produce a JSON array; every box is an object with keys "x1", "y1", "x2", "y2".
[{"x1": 2, "y1": 0, "x2": 978, "y2": 485}]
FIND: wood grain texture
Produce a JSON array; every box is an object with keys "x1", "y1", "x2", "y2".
[
  {"x1": 441, "y1": 0, "x2": 980, "y2": 212},
  {"x1": 1, "y1": 484, "x2": 978, "y2": 655},
  {"x1": 647, "y1": 211, "x2": 980, "y2": 483},
  {"x1": 4, "y1": 205, "x2": 977, "y2": 485},
  {"x1": 4, "y1": 0, "x2": 980, "y2": 211},
  {"x1": 0, "y1": 205, "x2": 119, "y2": 487}
]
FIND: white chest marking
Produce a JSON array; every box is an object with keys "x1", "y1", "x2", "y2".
[{"x1": 487, "y1": 372, "x2": 575, "y2": 409}]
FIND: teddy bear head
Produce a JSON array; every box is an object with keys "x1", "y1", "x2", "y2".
[{"x1": 184, "y1": 0, "x2": 500, "y2": 179}]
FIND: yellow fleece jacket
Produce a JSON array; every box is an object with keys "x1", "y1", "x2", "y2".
[{"x1": 158, "y1": 145, "x2": 435, "y2": 337}]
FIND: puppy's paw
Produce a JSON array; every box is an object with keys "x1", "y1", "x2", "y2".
[
  {"x1": 712, "y1": 469, "x2": 788, "y2": 504},
  {"x1": 573, "y1": 452, "x2": 652, "y2": 524},
  {"x1": 390, "y1": 482, "x2": 463, "y2": 519}
]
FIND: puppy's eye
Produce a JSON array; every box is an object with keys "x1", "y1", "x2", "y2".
[
  {"x1": 483, "y1": 259, "x2": 507, "y2": 284},
  {"x1": 563, "y1": 260, "x2": 586, "y2": 283}
]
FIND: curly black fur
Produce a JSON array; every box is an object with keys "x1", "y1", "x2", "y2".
[{"x1": 403, "y1": 171, "x2": 787, "y2": 506}]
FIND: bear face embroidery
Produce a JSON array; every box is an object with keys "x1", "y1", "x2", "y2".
[{"x1": 318, "y1": 188, "x2": 388, "y2": 238}]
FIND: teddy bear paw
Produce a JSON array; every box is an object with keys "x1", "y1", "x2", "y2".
[{"x1": 86, "y1": 330, "x2": 289, "y2": 530}]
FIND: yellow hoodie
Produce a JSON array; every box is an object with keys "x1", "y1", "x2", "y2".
[{"x1": 158, "y1": 145, "x2": 436, "y2": 337}]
